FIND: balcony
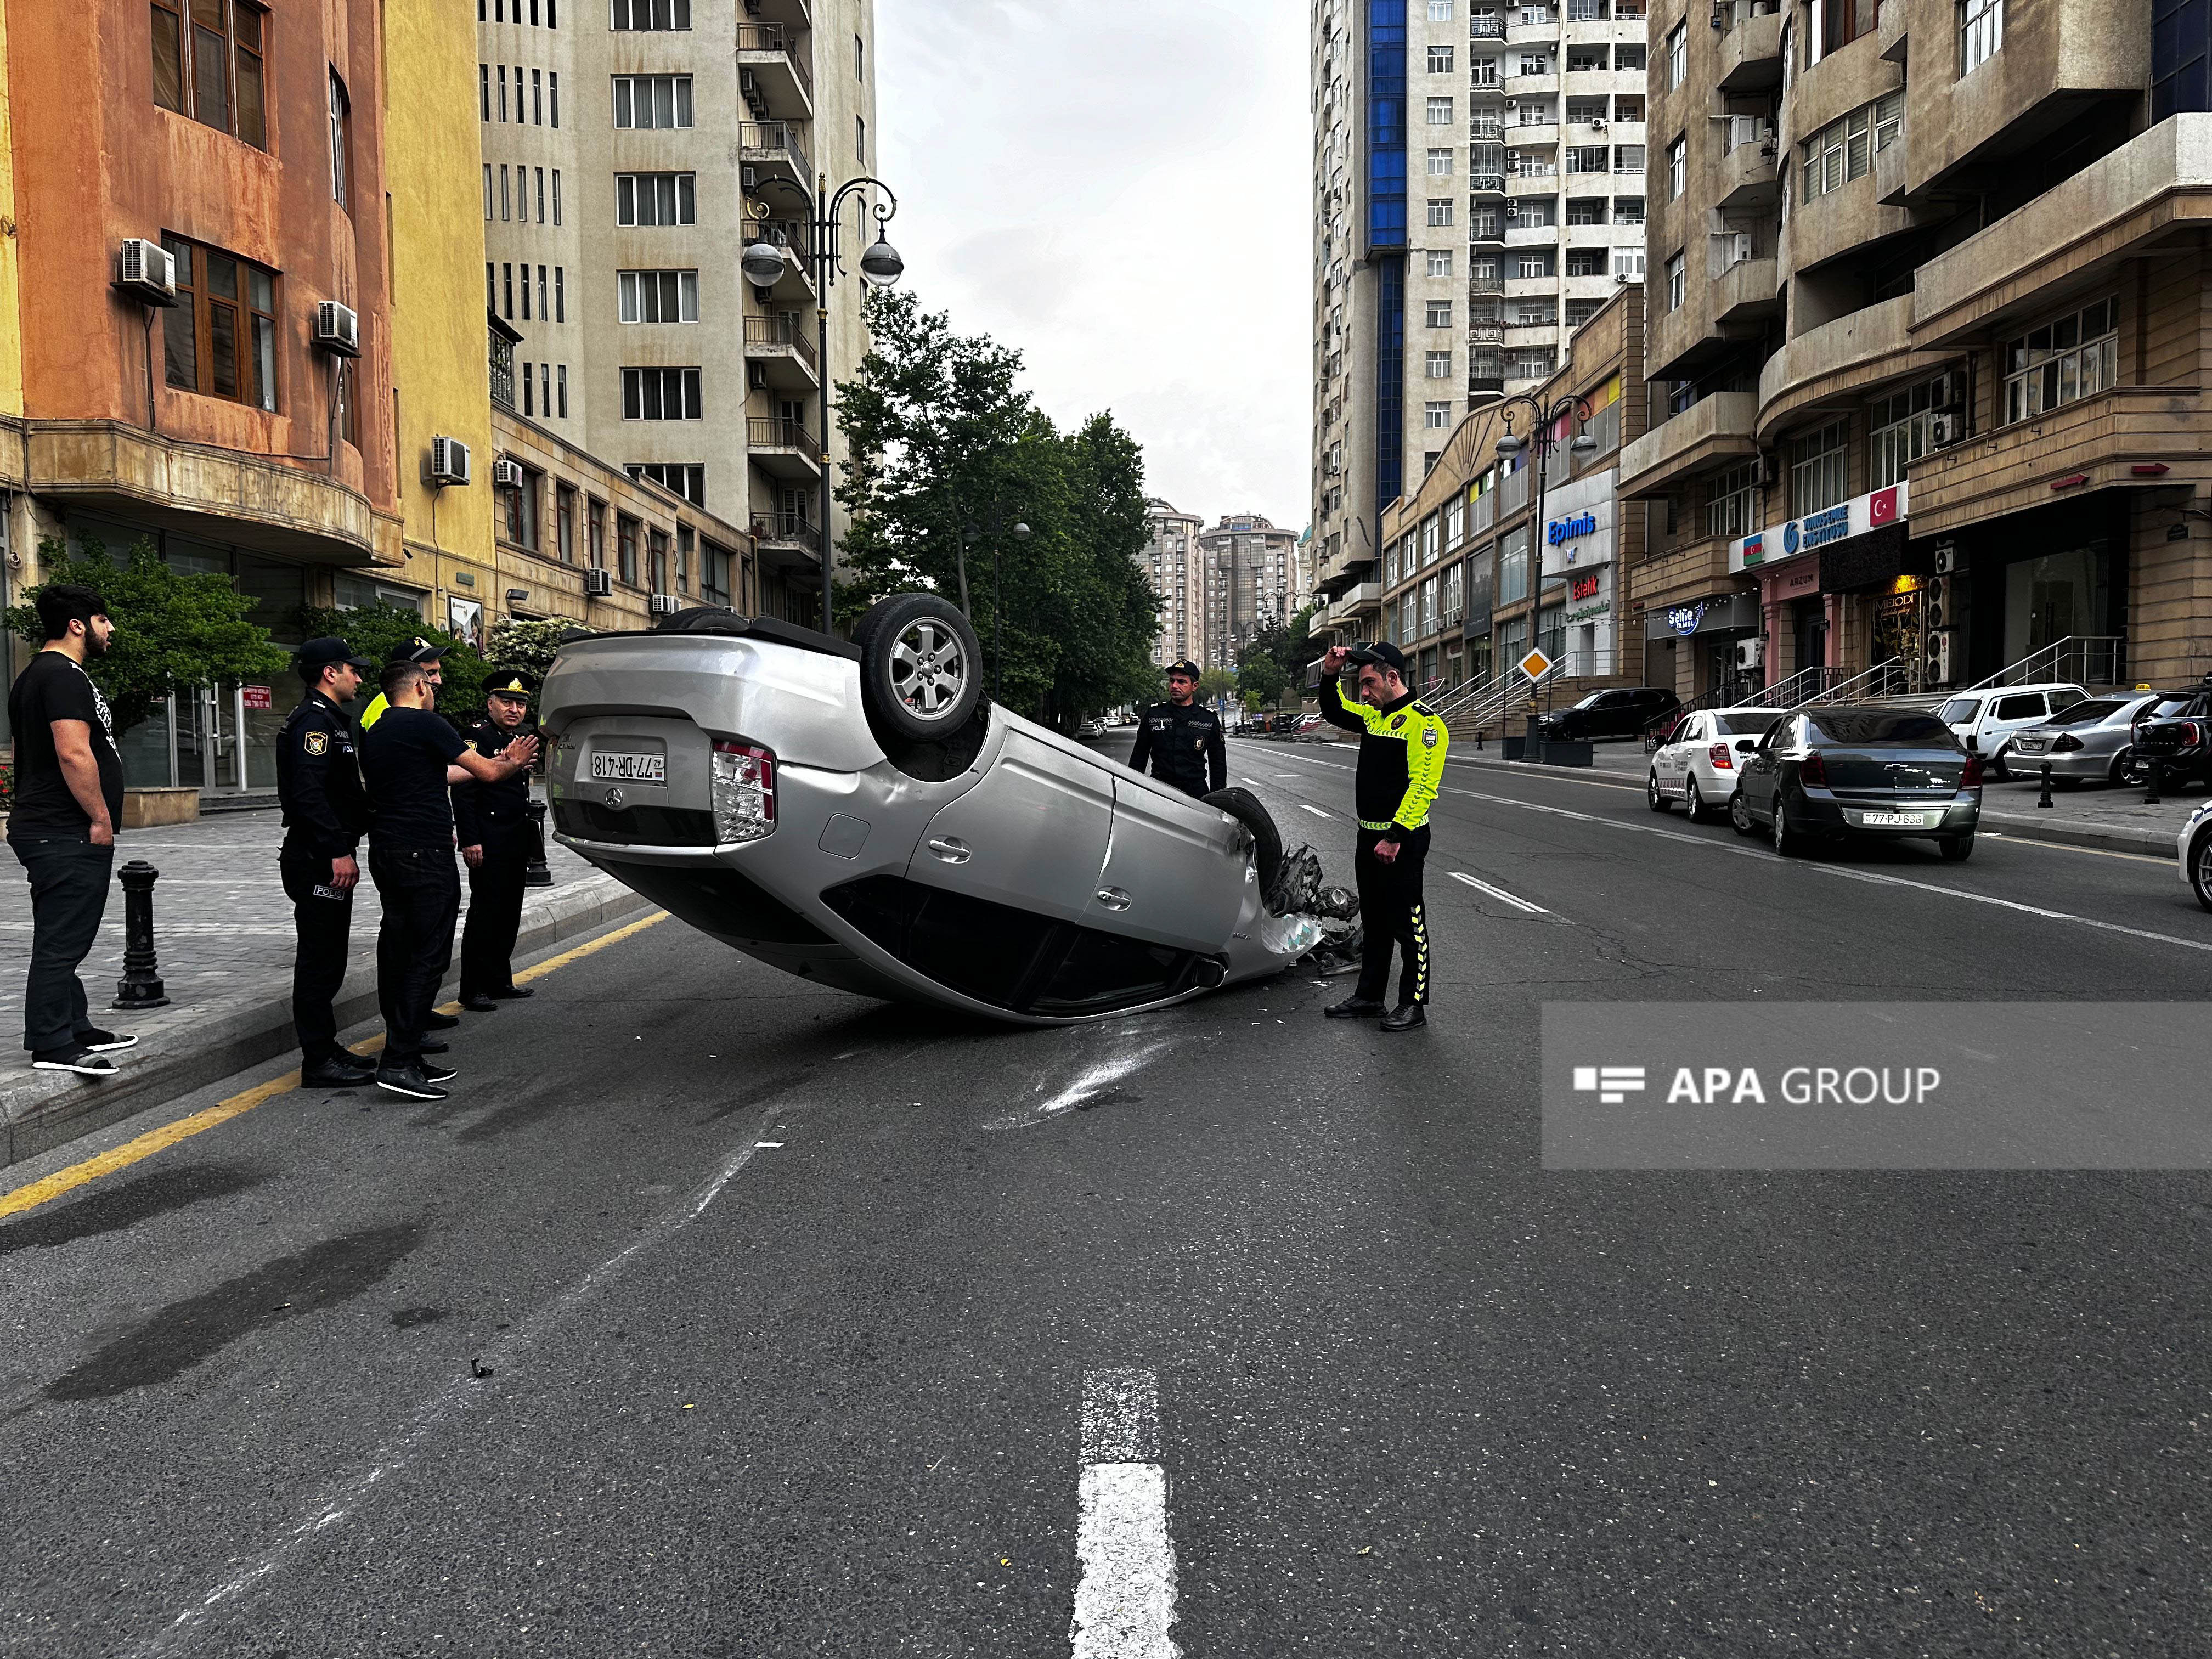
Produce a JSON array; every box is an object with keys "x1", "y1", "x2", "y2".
[
  {"x1": 1716, "y1": 6, "x2": 1784, "y2": 92},
  {"x1": 1470, "y1": 267, "x2": 1506, "y2": 295},
  {"x1": 736, "y1": 21, "x2": 813, "y2": 119},
  {"x1": 739, "y1": 121, "x2": 811, "y2": 191},
  {"x1": 1470, "y1": 16, "x2": 1507, "y2": 40},
  {"x1": 739, "y1": 217, "x2": 819, "y2": 303},
  {"x1": 1759, "y1": 295, "x2": 1946, "y2": 441},
  {"x1": 1470, "y1": 172, "x2": 1509, "y2": 196},
  {"x1": 1617, "y1": 390, "x2": 1758, "y2": 499},
  {"x1": 1506, "y1": 221, "x2": 1560, "y2": 245},
  {"x1": 1505, "y1": 72, "x2": 1560, "y2": 98},
  {"x1": 746, "y1": 415, "x2": 822, "y2": 476},
  {"x1": 1505, "y1": 270, "x2": 1559, "y2": 296},
  {"x1": 1508, "y1": 169, "x2": 1560, "y2": 198},
  {"x1": 1506, "y1": 21, "x2": 1559, "y2": 46},
  {"x1": 1717, "y1": 139, "x2": 1779, "y2": 210},
  {"x1": 1510, "y1": 122, "x2": 1561, "y2": 148},
  {"x1": 742, "y1": 313, "x2": 820, "y2": 388},
  {"x1": 1469, "y1": 319, "x2": 1506, "y2": 345},
  {"x1": 751, "y1": 507, "x2": 822, "y2": 567},
  {"x1": 1712, "y1": 255, "x2": 1779, "y2": 326}
]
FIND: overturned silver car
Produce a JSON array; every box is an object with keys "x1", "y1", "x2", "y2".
[{"x1": 539, "y1": 595, "x2": 1339, "y2": 1024}]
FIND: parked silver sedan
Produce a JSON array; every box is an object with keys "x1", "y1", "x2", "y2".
[{"x1": 2005, "y1": 692, "x2": 2188, "y2": 786}]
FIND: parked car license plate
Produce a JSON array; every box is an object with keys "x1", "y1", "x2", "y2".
[
  {"x1": 1852, "y1": 808, "x2": 1940, "y2": 828},
  {"x1": 590, "y1": 751, "x2": 665, "y2": 782}
]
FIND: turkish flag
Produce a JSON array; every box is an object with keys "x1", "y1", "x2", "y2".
[{"x1": 1869, "y1": 486, "x2": 1899, "y2": 528}]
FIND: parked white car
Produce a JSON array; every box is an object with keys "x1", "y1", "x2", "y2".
[
  {"x1": 1647, "y1": 706, "x2": 1790, "y2": 821},
  {"x1": 1934, "y1": 683, "x2": 2089, "y2": 778},
  {"x1": 2180, "y1": 799, "x2": 2212, "y2": 912}
]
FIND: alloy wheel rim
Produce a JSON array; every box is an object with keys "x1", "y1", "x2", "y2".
[
  {"x1": 1686, "y1": 779, "x2": 1701, "y2": 815},
  {"x1": 888, "y1": 619, "x2": 967, "y2": 720}
]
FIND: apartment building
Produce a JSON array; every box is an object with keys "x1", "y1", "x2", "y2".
[
  {"x1": 1140, "y1": 499, "x2": 1207, "y2": 669},
  {"x1": 1199, "y1": 514, "x2": 1301, "y2": 668},
  {"x1": 476, "y1": 0, "x2": 876, "y2": 622},
  {"x1": 1623, "y1": 0, "x2": 2212, "y2": 703}
]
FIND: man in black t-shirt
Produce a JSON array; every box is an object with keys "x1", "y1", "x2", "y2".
[
  {"x1": 5, "y1": 584, "x2": 138, "y2": 1076},
  {"x1": 358, "y1": 660, "x2": 537, "y2": 1101}
]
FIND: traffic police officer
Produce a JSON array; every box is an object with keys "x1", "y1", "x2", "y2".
[
  {"x1": 277, "y1": 637, "x2": 378, "y2": 1086},
  {"x1": 1316, "y1": 641, "x2": 1448, "y2": 1031},
  {"x1": 454, "y1": 670, "x2": 541, "y2": 1011},
  {"x1": 1127, "y1": 658, "x2": 1227, "y2": 799}
]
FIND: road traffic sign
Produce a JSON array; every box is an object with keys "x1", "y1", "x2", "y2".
[{"x1": 1517, "y1": 648, "x2": 1553, "y2": 681}]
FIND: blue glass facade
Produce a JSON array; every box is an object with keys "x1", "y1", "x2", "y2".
[
  {"x1": 1376, "y1": 256, "x2": 1404, "y2": 515},
  {"x1": 1366, "y1": 0, "x2": 1407, "y2": 250}
]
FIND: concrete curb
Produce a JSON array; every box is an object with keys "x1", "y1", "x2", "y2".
[{"x1": 0, "y1": 873, "x2": 652, "y2": 1171}]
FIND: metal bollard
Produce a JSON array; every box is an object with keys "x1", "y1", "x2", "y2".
[
  {"x1": 523, "y1": 797, "x2": 554, "y2": 888},
  {"x1": 2038, "y1": 762, "x2": 2054, "y2": 808},
  {"x1": 2146, "y1": 760, "x2": 2162, "y2": 806},
  {"x1": 1475, "y1": 727, "x2": 1485, "y2": 751},
  {"x1": 112, "y1": 860, "x2": 170, "y2": 1010},
  {"x1": 1525, "y1": 713, "x2": 1543, "y2": 766}
]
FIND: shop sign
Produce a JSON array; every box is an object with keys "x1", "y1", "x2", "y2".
[
  {"x1": 241, "y1": 685, "x2": 273, "y2": 710},
  {"x1": 1668, "y1": 603, "x2": 1705, "y2": 635},
  {"x1": 1570, "y1": 571, "x2": 1601, "y2": 602},
  {"x1": 1547, "y1": 511, "x2": 1598, "y2": 546},
  {"x1": 1731, "y1": 481, "x2": 1909, "y2": 575}
]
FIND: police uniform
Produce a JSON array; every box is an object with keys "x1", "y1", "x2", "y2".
[
  {"x1": 1319, "y1": 644, "x2": 1448, "y2": 1023},
  {"x1": 454, "y1": 672, "x2": 540, "y2": 1009},
  {"x1": 276, "y1": 639, "x2": 375, "y2": 1076},
  {"x1": 357, "y1": 637, "x2": 448, "y2": 733},
  {"x1": 1127, "y1": 660, "x2": 1227, "y2": 799}
]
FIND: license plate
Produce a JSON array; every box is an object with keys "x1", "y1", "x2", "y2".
[
  {"x1": 1853, "y1": 809, "x2": 1939, "y2": 828},
  {"x1": 590, "y1": 751, "x2": 664, "y2": 782},
  {"x1": 2016, "y1": 740, "x2": 2046, "y2": 753}
]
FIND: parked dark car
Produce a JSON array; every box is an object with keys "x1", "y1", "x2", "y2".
[
  {"x1": 1535, "y1": 685, "x2": 1682, "y2": 742},
  {"x1": 1728, "y1": 704, "x2": 1983, "y2": 860},
  {"x1": 2123, "y1": 678, "x2": 2212, "y2": 792}
]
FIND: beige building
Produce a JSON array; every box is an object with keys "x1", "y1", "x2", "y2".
[
  {"x1": 1140, "y1": 499, "x2": 1206, "y2": 669},
  {"x1": 1199, "y1": 513, "x2": 1300, "y2": 668},
  {"x1": 477, "y1": 0, "x2": 877, "y2": 623},
  {"x1": 1623, "y1": 0, "x2": 2212, "y2": 703}
]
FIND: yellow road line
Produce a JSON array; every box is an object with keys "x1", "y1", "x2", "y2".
[{"x1": 0, "y1": 908, "x2": 668, "y2": 1222}]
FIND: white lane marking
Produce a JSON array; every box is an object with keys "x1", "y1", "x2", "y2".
[
  {"x1": 981, "y1": 1043, "x2": 1169, "y2": 1131},
  {"x1": 754, "y1": 1141, "x2": 785, "y2": 1148},
  {"x1": 1448, "y1": 871, "x2": 1550, "y2": 915},
  {"x1": 1297, "y1": 804, "x2": 1333, "y2": 819},
  {"x1": 1073, "y1": 1369, "x2": 1178, "y2": 1659},
  {"x1": 1271, "y1": 772, "x2": 1301, "y2": 778}
]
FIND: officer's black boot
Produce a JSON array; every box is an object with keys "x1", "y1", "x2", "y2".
[
  {"x1": 1325, "y1": 995, "x2": 1387, "y2": 1019},
  {"x1": 1380, "y1": 1003, "x2": 1427, "y2": 1032},
  {"x1": 302, "y1": 1052, "x2": 378, "y2": 1088}
]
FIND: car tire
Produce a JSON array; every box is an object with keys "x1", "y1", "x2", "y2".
[
  {"x1": 2190, "y1": 827, "x2": 2212, "y2": 913},
  {"x1": 1729, "y1": 789, "x2": 1758, "y2": 838},
  {"x1": 2108, "y1": 750, "x2": 2133, "y2": 787},
  {"x1": 1203, "y1": 786, "x2": 1283, "y2": 897},
  {"x1": 1938, "y1": 833, "x2": 1975, "y2": 862},
  {"x1": 1647, "y1": 770, "x2": 1671, "y2": 812},
  {"x1": 1684, "y1": 776, "x2": 1707, "y2": 823},
  {"x1": 1770, "y1": 798, "x2": 1801, "y2": 857},
  {"x1": 857, "y1": 592, "x2": 983, "y2": 746}
]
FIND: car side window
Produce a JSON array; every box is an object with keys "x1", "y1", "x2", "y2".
[{"x1": 1994, "y1": 693, "x2": 2042, "y2": 721}]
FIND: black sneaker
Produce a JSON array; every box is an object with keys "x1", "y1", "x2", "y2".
[
  {"x1": 1380, "y1": 1003, "x2": 1428, "y2": 1032},
  {"x1": 417, "y1": 1039, "x2": 450, "y2": 1056},
  {"x1": 302, "y1": 1057, "x2": 379, "y2": 1088},
  {"x1": 424, "y1": 1010, "x2": 462, "y2": 1031},
  {"x1": 488, "y1": 985, "x2": 535, "y2": 1001},
  {"x1": 1324, "y1": 996, "x2": 1387, "y2": 1020},
  {"x1": 31, "y1": 1046, "x2": 119, "y2": 1076},
  {"x1": 375, "y1": 1064, "x2": 449, "y2": 1101},
  {"x1": 77, "y1": 1028, "x2": 139, "y2": 1053},
  {"x1": 421, "y1": 1061, "x2": 458, "y2": 1084},
  {"x1": 460, "y1": 994, "x2": 501, "y2": 1013}
]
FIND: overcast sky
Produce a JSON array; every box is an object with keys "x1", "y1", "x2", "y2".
[{"x1": 877, "y1": 1, "x2": 1309, "y2": 532}]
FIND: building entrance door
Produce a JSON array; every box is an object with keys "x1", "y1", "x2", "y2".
[
  {"x1": 175, "y1": 685, "x2": 246, "y2": 794},
  {"x1": 1872, "y1": 594, "x2": 1923, "y2": 691}
]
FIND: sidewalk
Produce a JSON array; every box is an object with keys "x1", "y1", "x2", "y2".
[{"x1": 0, "y1": 806, "x2": 650, "y2": 1168}]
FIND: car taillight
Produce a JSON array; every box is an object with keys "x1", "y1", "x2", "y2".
[
  {"x1": 2051, "y1": 733, "x2": 2083, "y2": 752},
  {"x1": 710, "y1": 740, "x2": 776, "y2": 842},
  {"x1": 1708, "y1": 742, "x2": 1734, "y2": 770},
  {"x1": 1962, "y1": 755, "x2": 1984, "y2": 788},
  {"x1": 1797, "y1": 749, "x2": 1827, "y2": 786},
  {"x1": 2187, "y1": 721, "x2": 2206, "y2": 747}
]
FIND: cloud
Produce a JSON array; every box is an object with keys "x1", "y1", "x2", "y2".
[{"x1": 878, "y1": 0, "x2": 1308, "y2": 527}]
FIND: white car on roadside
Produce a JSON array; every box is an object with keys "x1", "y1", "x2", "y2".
[
  {"x1": 1647, "y1": 706, "x2": 1790, "y2": 822},
  {"x1": 2180, "y1": 800, "x2": 2212, "y2": 912},
  {"x1": 1934, "y1": 683, "x2": 2089, "y2": 778}
]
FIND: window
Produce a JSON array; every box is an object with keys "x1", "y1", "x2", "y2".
[
  {"x1": 1514, "y1": 249, "x2": 1553, "y2": 279},
  {"x1": 613, "y1": 74, "x2": 692, "y2": 128},
  {"x1": 2004, "y1": 298, "x2": 2119, "y2": 424},
  {"x1": 617, "y1": 514, "x2": 640, "y2": 584},
  {"x1": 549, "y1": 71, "x2": 560, "y2": 126},
  {"x1": 677, "y1": 524, "x2": 694, "y2": 591},
  {"x1": 480, "y1": 63, "x2": 491, "y2": 122},
  {"x1": 856, "y1": 33, "x2": 866, "y2": 80},
  {"x1": 1427, "y1": 97, "x2": 1454, "y2": 125},
  {"x1": 1427, "y1": 148, "x2": 1454, "y2": 176},
  {"x1": 1565, "y1": 298, "x2": 1602, "y2": 327},
  {"x1": 857, "y1": 115, "x2": 867, "y2": 165},
  {"x1": 1566, "y1": 196, "x2": 1607, "y2": 224},
  {"x1": 1666, "y1": 134, "x2": 1686, "y2": 199},
  {"x1": 533, "y1": 67, "x2": 543, "y2": 124},
  {"x1": 151, "y1": 0, "x2": 267, "y2": 147},
  {"x1": 1566, "y1": 0, "x2": 1607, "y2": 16},
  {"x1": 1613, "y1": 144, "x2": 1645, "y2": 174},
  {"x1": 520, "y1": 360, "x2": 534, "y2": 415},
  {"x1": 1426, "y1": 299, "x2": 1453, "y2": 328},
  {"x1": 534, "y1": 167, "x2": 545, "y2": 223},
  {"x1": 1664, "y1": 250, "x2": 1685, "y2": 312},
  {"x1": 1499, "y1": 526, "x2": 1530, "y2": 605},
  {"x1": 1705, "y1": 459, "x2": 1760, "y2": 540},
  {"x1": 619, "y1": 269, "x2": 701, "y2": 322},
  {"x1": 1510, "y1": 346, "x2": 1555, "y2": 380},
  {"x1": 161, "y1": 235, "x2": 276, "y2": 411},
  {"x1": 1567, "y1": 145, "x2": 1611, "y2": 175},
  {"x1": 538, "y1": 264, "x2": 549, "y2": 319},
  {"x1": 1666, "y1": 22, "x2": 1686, "y2": 88},
  {"x1": 1564, "y1": 247, "x2": 1607, "y2": 276},
  {"x1": 1790, "y1": 419, "x2": 1851, "y2": 515},
  {"x1": 1426, "y1": 250, "x2": 1454, "y2": 278},
  {"x1": 1959, "y1": 0, "x2": 2004, "y2": 75},
  {"x1": 703, "y1": 540, "x2": 732, "y2": 607},
  {"x1": 1869, "y1": 376, "x2": 1946, "y2": 487},
  {"x1": 1821, "y1": 0, "x2": 1878, "y2": 57},
  {"x1": 1874, "y1": 90, "x2": 1904, "y2": 151},
  {"x1": 1615, "y1": 195, "x2": 1646, "y2": 224},
  {"x1": 616, "y1": 172, "x2": 696, "y2": 225},
  {"x1": 1425, "y1": 350, "x2": 1454, "y2": 379},
  {"x1": 622, "y1": 367, "x2": 703, "y2": 420},
  {"x1": 556, "y1": 364, "x2": 568, "y2": 416},
  {"x1": 501, "y1": 262, "x2": 515, "y2": 319},
  {"x1": 648, "y1": 528, "x2": 670, "y2": 592},
  {"x1": 2154, "y1": 0, "x2": 2212, "y2": 119},
  {"x1": 521, "y1": 270, "x2": 532, "y2": 322},
  {"x1": 499, "y1": 164, "x2": 511, "y2": 221},
  {"x1": 1429, "y1": 46, "x2": 1455, "y2": 72},
  {"x1": 498, "y1": 64, "x2": 508, "y2": 121},
  {"x1": 627, "y1": 461, "x2": 707, "y2": 505},
  {"x1": 611, "y1": 0, "x2": 688, "y2": 24},
  {"x1": 1427, "y1": 198, "x2": 1455, "y2": 227},
  {"x1": 1430, "y1": 0, "x2": 1454, "y2": 18},
  {"x1": 588, "y1": 499, "x2": 607, "y2": 568},
  {"x1": 328, "y1": 71, "x2": 352, "y2": 209},
  {"x1": 1446, "y1": 498, "x2": 1465, "y2": 549},
  {"x1": 1425, "y1": 400, "x2": 1453, "y2": 428},
  {"x1": 555, "y1": 267, "x2": 566, "y2": 321},
  {"x1": 1616, "y1": 43, "x2": 1646, "y2": 71}
]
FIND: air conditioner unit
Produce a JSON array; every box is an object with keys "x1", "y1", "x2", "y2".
[
  {"x1": 747, "y1": 363, "x2": 768, "y2": 390},
  {"x1": 649, "y1": 593, "x2": 681, "y2": 617},
  {"x1": 427, "y1": 436, "x2": 472, "y2": 486},
  {"x1": 1931, "y1": 371, "x2": 1967, "y2": 413},
  {"x1": 1735, "y1": 639, "x2": 1764, "y2": 670},
  {"x1": 1930, "y1": 412, "x2": 1965, "y2": 447},
  {"x1": 1589, "y1": 119, "x2": 1607, "y2": 130},
  {"x1": 1923, "y1": 575, "x2": 1949, "y2": 630},
  {"x1": 315, "y1": 300, "x2": 361, "y2": 357},
  {"x1": 115, "y1": 238, "x2": 179, "y2": 307},
  {"x1": 583, "y1": 567, "x2": 613, "y2": 597},
  {"x1": 490, "y1": 457, "x2": 526, "y2": 489},
  {"x1": 1926, "y1": 629, "x2": 1954, "y2": 686},
  {"x1": 741, "y1": 165, "x2": 760, "y2": 191},
  {"x1": 1613, "y1": 272, "x2": 1632, "y2": 284},
  {"x1": 1934, "y1": 542, "x2": 1960, "y2": 576}
]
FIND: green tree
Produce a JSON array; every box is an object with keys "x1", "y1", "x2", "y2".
[
  {"x1": 1235, "y1": 649, "x2": 1289, "y2": 709},
  {"x1": 286, "y1": 601, "x2": 489, "y2": 723},
  {"x1": 484, "y1": 617, "x2": 586, "y2": 683},
  {"x1": 834, "y1": 290, "x2": 1163, "y2": 730},
  {"x1": 1197, "y1": 666, "x2": 1237, "y2": 706},
  {"x1": 3, "y1": 536, "x2": 289, "y2": 737}
]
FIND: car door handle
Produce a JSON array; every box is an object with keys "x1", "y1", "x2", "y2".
[
  {"x1": 1095, "y1": 887, "x2": 1132, "y2": 911},
  {"x1": 927, "y1": 836, "x2": 972, "y2": 865}
]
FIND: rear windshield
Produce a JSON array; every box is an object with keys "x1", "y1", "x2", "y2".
[
  {"x1": 2047, "y1": 698, "x2": 2127, "y2": 726},
  {"x1": 1712, "y1": 710, "x2": 1786, "y2": 736},
  {"x1": 1809, "y1": 711, "x2": 1958, "y2": 747},
  {"x1": 1936, "y1": 698, "x2": 1983, "y2": 723}
]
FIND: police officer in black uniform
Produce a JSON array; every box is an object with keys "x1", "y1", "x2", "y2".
[
  {"x1": 1127, "y1": 658, "x2": 1227, "y2": 800},
  {"x1": 277, "y1": 637, "x2": 379, "y2": 1087},
  {"x1": 454, "y1": 670, "x2": 541, "y2": 1012}
]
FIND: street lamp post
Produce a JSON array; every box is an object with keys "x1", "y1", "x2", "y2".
[
  {"x1": 1492, "y1": 391, "x2": 1597, "y2": 763},
  {"x1": 740, "y1": 173, "x2": 906, "y2": 634}
]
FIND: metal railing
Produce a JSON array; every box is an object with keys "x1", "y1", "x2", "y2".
[
  {"x1": 1960, "y1": 636, "x2": 2126, "y2": 693},
  {"x1": 738, "y1": 120, "x2": 811, "y2": 178},
  {"x1": 1802, "y1": 658, "x2": 1916, "y2": 707},
  {"x1": 746, "y1": 416, "x2": 821, "y2": 462},
  {"x1": 752, "y1": 509, "x2": 820, "y2": 551},
  {"x1": 736, "y1": 22, "x2": 814, "y2": 99},
  {"x1": 742, "y1": 313, "x2": 819, "y2": 372}
]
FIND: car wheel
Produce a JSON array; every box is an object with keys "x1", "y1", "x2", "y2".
[
  {"x1": 1647, "y1": 770, "x2": 1671, "y2": 812},
  {"x1": 2191, "y1": 827, "x2": 2212, "y2": 913},
  {"x1": 1729, "y1": 789, "x2": 1758, "y2": 838},
  {"x1": 1770, "y1": 798, "x2": 1800, "y2": 857},
  {"x1": 1938, "y1": 833, "x2": 1975, "y2": 862},
  {"x1": 2108, "y1": 750, "x2": 2132, "y2": 787},
  {"x1": 1203, "y1": 787, "x2": 1283, "y2": 898},
  {"x1": 857, "y1": 593, "x2": 983, "y2": 745},
  {"x1": 1684, "y1": 776, "x2": 1707, "y2": 823}
]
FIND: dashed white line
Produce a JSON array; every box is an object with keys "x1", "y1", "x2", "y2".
[
  {"x1": 754, "y1": 1141, "x2": 785, "y2": 1149},
  {"x1": 1448, "y1": 870, "x2": 1550, "y2": 915},
  {"x1": 1297, "y1": 804, "x2": 1333, "y2": 819},
  {"x1": 1072, "y1": 1369, "x2": 1178, "y2": 1659}
]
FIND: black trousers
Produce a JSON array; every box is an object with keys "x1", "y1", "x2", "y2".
[
  {"x1": 1353, "y1": 825, "x2": 1431, "y2": 1007},
  {"x1": 369, "y1": 843, "x2": 460, "y2": 1070},
  {"x1": 9, "y1": 836, "x2": 114, "y2": 1055},
  {"x1": 280, "y1": 840, "x2": 356, "y2": 1065},
  {"x1": 460, "y1": 829, "x2": 528, "y2": 998}
]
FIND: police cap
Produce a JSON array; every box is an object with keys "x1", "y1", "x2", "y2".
[
  {"x1": 1165, "y1": 658, "x2": 1201, "y2": 680},
  {"x1": 387, "y1": 636, "x2": 449, "y2": 664},
  {"x1": 297, "y1": 636, "x2": 376, "y2": 680},
  {"x1": 1344, "y1": 640, "x2": 1410, "y2": 679},
  {"x1": 485, "y1": 670, "x2": 539, "y2": 701}
]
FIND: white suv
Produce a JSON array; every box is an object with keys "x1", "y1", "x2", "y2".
[{"x1": 1936, "y1": 682, "x2": 2089, "y2": 779}]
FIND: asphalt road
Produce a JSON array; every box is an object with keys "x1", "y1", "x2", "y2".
[{"x1": 3, "y1": 737, "x2": 2209, "y2": 1657}]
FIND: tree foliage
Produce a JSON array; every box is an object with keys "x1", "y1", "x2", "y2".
[
  {"x1": 485, "y1": 617, "x2": 585, "y2": 683},
  {"x1": 3, "y1": 536, "x2": 290, "y2": 737},
  {"x1": 834, "y1": 290, "x2": 1162, "y2": 730},
  {"x1": 1234, "y1": 605, "x2": 1322, "y2": 708},
  {"x1": 286, "y1": 601, "x2": 490, "y2": 722}
]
